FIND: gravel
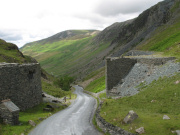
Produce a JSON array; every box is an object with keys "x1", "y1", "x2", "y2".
[{"x1": 116, "y1": 61, "x2": 180, "y2": 97}]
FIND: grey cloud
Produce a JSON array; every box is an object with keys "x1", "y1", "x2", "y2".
[
  {"x1": 75, "y1": 13, "x2": 104, "y2": 24},
  {"x1": 94, "y1": 0, "x2": 163, "y2": 17},
  {"x1": 73, "y1": 12, "x2": 118, "y2": 30},
  {"x1": 0, "y1": 30, "x2": 23, "y2": 41}
]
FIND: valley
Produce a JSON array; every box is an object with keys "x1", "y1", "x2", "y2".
[{"x1": 0, "y1": 0, "x2": 180, "y2": 135}]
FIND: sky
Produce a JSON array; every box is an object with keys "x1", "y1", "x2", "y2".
[{"x1": 0, "y1": 0, "x2": 163, "y2": 48}]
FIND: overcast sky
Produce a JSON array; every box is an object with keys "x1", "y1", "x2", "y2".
[{"x1": 0, "y1": 0, "x2": 163, "y2": 48}]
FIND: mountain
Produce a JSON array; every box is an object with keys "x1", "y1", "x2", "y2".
[
  {"x1": 21, "y1": 30, "x2": 109, "y2": 79},
  {"x1": 21, "y1": 0, "x2": 180, "y2": 80}
]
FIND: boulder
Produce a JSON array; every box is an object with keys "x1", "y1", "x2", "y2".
[
  {"x1": 175, "y1": 80, "x2": 180, "y2": 84},
  {"x1": 28, "y1": 120, "x2": 36, "y2": 126},
  {"x1": 163, "y1": 115, "x2": 170, "y2": 120},
  {"x1": 123, "y1": 110, "x2": 138, "y2": 124},
  {"x1": 136, "y1": 127, "x2": 145, "y2": 134}
]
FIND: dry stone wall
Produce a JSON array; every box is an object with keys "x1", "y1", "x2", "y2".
[
  {"x1": 106, "y1": 57, "x2": 137, "y2": 95},
  {"x1": 0, "y1": 63, "x2": 42, "y2": 110}
]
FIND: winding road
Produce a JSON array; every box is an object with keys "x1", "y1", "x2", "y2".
[{"x1": 29, "y1": 85, "x2": 102, "y2": 135}]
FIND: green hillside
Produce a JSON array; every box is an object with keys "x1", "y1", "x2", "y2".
[{"x1": 21, "y1": 30, "x2": 112, "y2": 79}]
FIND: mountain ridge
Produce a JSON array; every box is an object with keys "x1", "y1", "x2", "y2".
[{"x1": 21, "y1": 30, "x2": 100, "y2": 49}]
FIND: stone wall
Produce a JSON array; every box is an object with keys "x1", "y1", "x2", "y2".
[
  {"x1": 106, "y1": 56, "x2": 175, "y2": 97},
  {"x1": 0, "y1": 63, "x2": 42, "y2": 111}
]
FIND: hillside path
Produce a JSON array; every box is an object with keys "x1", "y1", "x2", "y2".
[{"x1": 29, "y1": 85, "x2": 102, "y2": 135}]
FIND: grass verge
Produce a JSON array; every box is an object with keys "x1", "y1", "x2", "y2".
[
  {"x1": 100, "y1": 73, "x2": 180, "y2": 135},
  {"x1": 42, "y1": 79, "x2": 71, "y2": 98},
  {"x1": 85, "y1": 75, "x2": 105, "y2": 93}
]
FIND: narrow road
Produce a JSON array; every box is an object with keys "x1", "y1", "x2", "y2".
[{"x1": 29, "y1": 85, "x2": 102, "y2": 135}]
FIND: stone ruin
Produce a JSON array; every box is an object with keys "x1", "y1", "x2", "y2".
[
  {"x1": 106, "y1": 55, "x2": 177, "y2": 97},
  {"x1": 0, "y1": 99, "x2": 20, "y2": 125},
  {"x1": 0, "y1": 63, "x2": 42, "y2": 111}
]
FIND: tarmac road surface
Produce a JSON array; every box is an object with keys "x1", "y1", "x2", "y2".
[{"x1": 29, "y1": 85, "x2": 102, "y2": 135}]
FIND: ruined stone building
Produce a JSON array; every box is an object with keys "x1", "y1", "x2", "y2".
[{"x1": 0, "y1": 63, "x2": 42, "y2": 111}]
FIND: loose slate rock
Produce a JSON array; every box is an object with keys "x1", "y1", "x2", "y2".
[
  {"x1": 136, "y1": 127, "x2": 145, "y2": 134},
  {"x1": 123, "y1": 110, "x2": 138, "y2": 124},
  {"x1": 175, "y1": 80, "x2": 180, "y2": 84},
  {"x1": 43, "y1": 108, "x2": 54, "y2": 111},
  {"x1": 28, "y1": 120, "x2": 36, "y2": 126},
  {"x1": 163, "y1": 115, "x2": 170, "y2": 120}
]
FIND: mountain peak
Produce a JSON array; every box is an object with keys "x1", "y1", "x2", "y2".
[{"x1": 22, "y1": 30, "x2": 100, "y2": 48}]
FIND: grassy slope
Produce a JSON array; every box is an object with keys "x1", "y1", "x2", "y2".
[
  {"x1": 0, "y1": 39, "x2": 32, "y2": 63},
  {"x1": 42, "y1": 79, "x2": 71, "y2": 97},
  {"x1": 100, "y1": 73, "x2": 180, "y2": 135},
  {"x1": 81, "y1": 67, "x2": 106, "y2": 93},
  {"x1": 85, "y1": 75, "x2": 105, "y2": 93}
]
